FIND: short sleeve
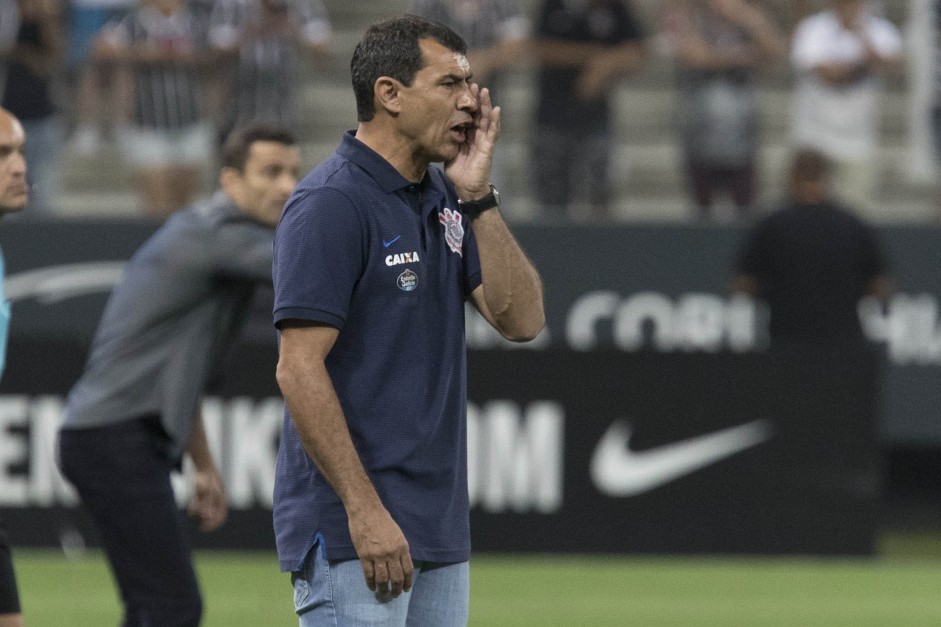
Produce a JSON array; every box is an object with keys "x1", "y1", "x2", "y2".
[{"x1": 273, "y1": 188, "x2": 364, "y2": 329}]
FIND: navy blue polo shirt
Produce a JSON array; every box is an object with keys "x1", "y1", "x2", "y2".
[{"x1": 272, "y1": 131, "x2": 481, "y2": 570}]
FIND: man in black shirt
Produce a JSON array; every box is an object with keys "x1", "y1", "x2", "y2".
[
  {"x1": 531, "y1": 0, "x2": 647, "y2": 222},
  {"x1": 732, "y1": 148, "x2": 891, "y2": 343}
]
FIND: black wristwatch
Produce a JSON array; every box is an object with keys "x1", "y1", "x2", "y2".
[{"x1": 457, "y1": 185, "x2": 500, "y2": 218}]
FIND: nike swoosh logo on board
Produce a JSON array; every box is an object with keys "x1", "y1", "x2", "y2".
[
  {"x1": 383, "y1": 235, "x2": 401, "y2": 248},
  {"x1": 590, "y1": 419, "x2": 773, "y2": 497}
]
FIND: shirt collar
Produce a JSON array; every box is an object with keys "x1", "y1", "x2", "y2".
[{"x1": 336, "y1": 130, "x2": 426, "y2": 194}]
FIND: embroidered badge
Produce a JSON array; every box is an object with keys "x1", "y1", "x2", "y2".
[
  {"x1": 397, "y1": 269, "x2": 418, "y2": 292},
  {"x1": 438, "y1": 208, "x2": 464, "y2": 256}
]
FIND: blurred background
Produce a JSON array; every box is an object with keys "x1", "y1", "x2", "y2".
[
  {"x1": 4, "y1": 0, "x2": 941, "y2": 624},
  {"x1": 0, "y1": 0, "x2": 937, "y2": 224}
]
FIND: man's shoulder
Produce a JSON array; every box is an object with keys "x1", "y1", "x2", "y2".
[
  {"x1": 151, "y1": 194, "x2": 263, "y2": 246},
  {"x1": 182, "y1": 193, "x2": 247, "y2": 228},
  {"x1": 300, "y1": 151, "x2": 359, "y2": 188},
  {"x1": 751, "y1": 202, "x2": 813, "y2": 234},
  {"x1": 765, "y1": 200, "x2": 872, "y2": 230},
  {"x1": 827, "y1": 202, "x2": 877, "y2": 232},
  {"x1": 293, "y1": 153, "x2": 383, "y2": 208}
]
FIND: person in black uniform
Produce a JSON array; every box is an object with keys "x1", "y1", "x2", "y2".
[{"x1": 732, "y1": 148, "x2": 892, "y2": 343}]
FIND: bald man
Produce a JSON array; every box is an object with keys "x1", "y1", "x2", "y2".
[
  {"x1": 0, "y1": 108, "x2": 27, "y2": 217},
  {"x1": 0, "y1": 106, "x2": 28, "y2": 627}
]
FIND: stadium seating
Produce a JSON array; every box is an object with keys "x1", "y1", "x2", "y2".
[{"x1": 54, "y1": 0, "x2": 936, "y2": 222}]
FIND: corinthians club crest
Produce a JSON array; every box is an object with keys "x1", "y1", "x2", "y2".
[{"x1": 438, "y1": 208, "x2": 464, "y2": 256}]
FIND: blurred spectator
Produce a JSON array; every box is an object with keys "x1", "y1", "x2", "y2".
[
  {"x1": 931, "y1": 0, "x2": 941, "y2": 186},
  {"x1": 661, "y1": 0, "x2": 784, "y2": 221},
  {"x1": 531, "y1": 0, "x2": 647, "y2": 223},
  {"x1": 407, "y1": 0, "x2": 530, "y2": 199},
  {"x1": 97, "y1": 0, "x2": 212, "y2": 216},
  {"x1": 65, "y1": 0, "x2": 135, "y2": 155},
  {"x1": 0, "y1": 0, "x2": 19, "y2": 104},
  {"x1": 406, "y1": 0, "x2": 530, "y2": 88},
  {"x1": 732, "y1": 148, "x2": 892, "y2": 344},
  {"x1": 1, "y1": 0, "x2": 65, "y2": 216},
  {"x1": 208, "y1": 0, "x2": 333, "y2": 147},
  {"x1": 790, "y1": 0, "x2": 903, "y2": 218},
  {"x1": 0, "y1": 0, "x2": 18, "y2": 54}
]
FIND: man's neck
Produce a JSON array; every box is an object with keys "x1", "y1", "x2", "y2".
[{"x1": 355, "y1": 125, "x2": 427, "y2": 183}]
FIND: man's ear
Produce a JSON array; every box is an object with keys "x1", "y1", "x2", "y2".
[
  {"x1": 374, "y1": 76, "x2": 402, "y2": 115},
  {"x1": 219, "y1": 167, "x2": 239, "y2": 196}
]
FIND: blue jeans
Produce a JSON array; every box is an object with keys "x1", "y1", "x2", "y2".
[{"x1": 292, "y1": 542, "x2": 469, "y2": 626}]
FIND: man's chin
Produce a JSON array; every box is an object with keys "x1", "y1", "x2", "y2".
[
  {"x1": 432, "y1": 147, "x2": 460, "y2": 165},
  {"x1": 0, "y1": 198, "x2": 28, "y2": 214}
]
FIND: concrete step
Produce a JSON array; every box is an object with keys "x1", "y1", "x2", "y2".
[
  {"x1": 57, "y1": 124, "x2": 935, "y2": 217},
  {"x1": 54, "y1": 144, "x2": 936, "y2": 224},
  {"x1": 296, "y1": 75, "x2": 914, "y2": 147}
]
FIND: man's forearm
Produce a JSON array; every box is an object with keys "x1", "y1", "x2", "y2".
[
  {"x1": 276, "y1": 324, "x2": 411, "y2": 592},
  {"x1": 278, "y1": 358, "x2": 383, "y2": 514},
  {"x1": 471, "y1": 210, "x2": 545, "y2": 341},
  {"x1": 185, "y1": 409, "x2": 215, "y2": 471}
]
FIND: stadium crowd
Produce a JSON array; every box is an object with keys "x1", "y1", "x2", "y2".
[{"x1": 0, "y1": 0, "x2": 934, "y2": 223}]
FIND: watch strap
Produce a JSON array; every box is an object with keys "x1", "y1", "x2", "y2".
[{"x1": 457, "y1": 185, "x2": 499, "y2": 218}]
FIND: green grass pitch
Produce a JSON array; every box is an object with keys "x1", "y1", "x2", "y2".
[{"x1": 12, "y1": 535, "x2": 941, "y2": 626}]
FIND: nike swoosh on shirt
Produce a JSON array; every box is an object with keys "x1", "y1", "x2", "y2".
[
  {"x1": 383, "y1": 235, "x2": 401, "y2": 248},
  {"x1": 590, "y1": 419, "x2": 773, "y2": 497}
]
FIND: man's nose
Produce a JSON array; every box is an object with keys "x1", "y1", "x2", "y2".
[
  {"x1": 9, "y1": 151, "x2": 26, "y2": 176},
  {"x1": 279, "y1": 173, "x2": 297, "y2": 194},
  {"x1": 458, "y1": 85, "x2": 478, "y2": 111}
]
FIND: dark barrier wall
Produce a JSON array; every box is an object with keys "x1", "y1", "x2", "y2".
[
  {"x1": 0, "y1": 220, "x2": 931, "y2": 553},
  {"x1": 3, "y1": 220, "x2": 939, "y2": 441},
  {"x1": 0, "y1": 342, "x2": 880, "y2": 555}
]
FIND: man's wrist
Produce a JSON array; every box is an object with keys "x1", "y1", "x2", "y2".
[{"x1": 457, "y1": 184, "x2": 500, "y2": 218}]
